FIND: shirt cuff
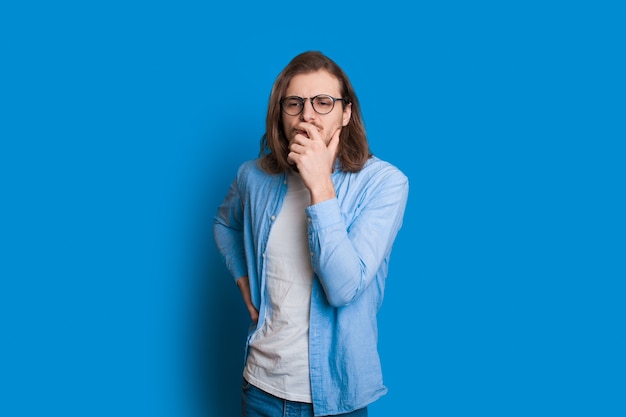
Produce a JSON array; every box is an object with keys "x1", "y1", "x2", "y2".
[{"x1": 306, "y1": 197, "x2": 343, "y2": 231}]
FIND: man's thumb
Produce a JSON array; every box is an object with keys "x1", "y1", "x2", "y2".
[{"x1": 328, "y1": 128, "x2": 341, "y2": 155}]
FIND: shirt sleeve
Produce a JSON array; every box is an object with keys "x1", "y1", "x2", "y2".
[
  {"x1": 306, "y1": 167, "x2": 409, "y2": 307},
  {"x1": 213, "y1": 175, "x2": 248, "y2": 282}
]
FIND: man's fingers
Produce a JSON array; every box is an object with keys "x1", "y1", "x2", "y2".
[{"x1": 296, "y1": 123, "x2": 322, "y2": 142}]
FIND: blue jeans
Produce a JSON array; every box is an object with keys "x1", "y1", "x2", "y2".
[{"x1": 242, "y1": 379, "x2": 368, "y2": 417}]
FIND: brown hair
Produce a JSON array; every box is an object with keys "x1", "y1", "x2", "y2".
[{"x1": 259, "y1": 51, "x2": 371, "y2": 174}]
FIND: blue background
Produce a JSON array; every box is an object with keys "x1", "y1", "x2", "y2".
[{"x1": 1, "y1": 1, "x2": 624, "y2": 416}]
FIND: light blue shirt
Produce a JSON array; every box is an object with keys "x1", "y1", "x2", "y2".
[{"x1": 214, "y1": 156, "x2": 409, "y2": 415}]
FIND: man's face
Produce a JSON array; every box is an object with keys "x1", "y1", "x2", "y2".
[{"x1": 281, "y1": 70, "x2": 352, "y2": 146}]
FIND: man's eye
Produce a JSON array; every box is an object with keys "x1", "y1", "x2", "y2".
[{"x1": 315, "y1": 98, "x2": 332, "y2": 107}]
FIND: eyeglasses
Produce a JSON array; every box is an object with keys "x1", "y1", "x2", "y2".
[{"x1": 280, "y1": 94, "x2": 347, "y2": 116}]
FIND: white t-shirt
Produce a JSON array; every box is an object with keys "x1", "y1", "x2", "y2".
[{"x1": 244, "y1": 170, "x2": 314, "y2": 403}]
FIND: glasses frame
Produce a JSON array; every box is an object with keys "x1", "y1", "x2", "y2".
[{"x1": 280, "y1": 94, "x2": 348, "y2": 116}]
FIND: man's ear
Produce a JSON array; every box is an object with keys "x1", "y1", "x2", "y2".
[{"x1": 342, "y1": 103, "x2": 352, "y2": 127}]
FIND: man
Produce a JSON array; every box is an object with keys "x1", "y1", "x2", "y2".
[{"x1": 214, "y1": 51, "x2": 408, "y2": 417}]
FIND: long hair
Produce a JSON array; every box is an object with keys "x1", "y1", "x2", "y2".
[{"x1": 259, "y1": 51, "x2": 371, "y2": 174}]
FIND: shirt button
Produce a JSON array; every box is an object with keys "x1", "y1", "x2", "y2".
[
  {"x1": 307, "y1": 217, "x2": 312, "y2": 223},
  {"x1": 310, "y1": 252, "x2": 314, "y2": 257},
  {"x1": 270, "y1": 215, "x2": 276, "y2": 221}
]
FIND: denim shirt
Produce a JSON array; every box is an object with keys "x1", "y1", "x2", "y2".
[{"x1": 214, "y1": 156, "x2": 408, "y2": 416}]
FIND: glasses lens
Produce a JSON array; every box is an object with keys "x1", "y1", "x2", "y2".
[
  {"x1": 282, "y1": 97, "x2": 303, "y2": 115},
  {"x1": 312, "y1": 95, "x2": 335, "y2": 114}
]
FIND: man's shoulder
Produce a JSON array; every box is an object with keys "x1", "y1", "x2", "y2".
[
  {"x1": 235, "y1": 158, "x2": 281, "y2": 184},
  {"x1": 236, "y1": 158, "x2": 260, "y2": 174},
  {"x1": 236, "y1": 158, "x2": 266, "y2": 177},
  {"x1": 361, "y1": 156, "x2": 408, "y2": 184}
]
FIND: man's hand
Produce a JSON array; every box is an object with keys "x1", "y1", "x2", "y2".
[
  {"x1": 236, "y1": 276, "x2": 258, "y2": 324},
  {"x1": 288, "y1": 123, "x2": 340, "y2": 204}
]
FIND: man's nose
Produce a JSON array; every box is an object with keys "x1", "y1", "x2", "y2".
[{"x1": 301, "y1": 99, "x2": 316, "y2": 121}]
